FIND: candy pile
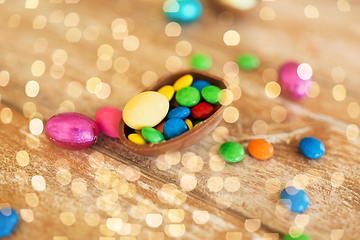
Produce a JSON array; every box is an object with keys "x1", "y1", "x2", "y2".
[{"x1": 123, "y1": 74, "x2": 223, "y2": 145}]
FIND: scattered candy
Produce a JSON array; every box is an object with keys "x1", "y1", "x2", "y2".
[
  {"x1": 0, "y1": 208, "x2": 19, "y2": 237},
  {"x1": 201, "y1": 85, "x2": 221, "y2": 104},
  {"x1": 191, "y1": 102, "x2": 215, "y2": 119},
  {"x1": 123, "y1": 91, "x2": 169, "y2": 130},
  {"x1": 163, "y1": 0, "x2": 203, "y2": 24},
  {"x1": 191, "y1": 79, "x2": 211, "y2": 92},
  {"x1": 94, "y1": 106, "x2": 122, "y2": 138},
  {"x1": 219, "y1": 142, "x2": 245, "y2": 163},
  {"x1": 284, "y1": 233, "x2": 312, "y2": 240},
  {"x1": 157, "y1": 85, "x2": 175, "y2": 101},
  {"x1": 237, "y1": 53, "x2": 260, "y2": 71},
  {"x1": 299, "y1": 137, "x2": 325, "y2": 159},
  {"x1": 45, "y1": 112, "x2": 100, "y2": 150},
  {"x1": 247, "y1": 139, "x2": 274, "y2": 160},
  {"x1": 128, "y1": 133, "x2": 147, "y2": 145},
  {"x1": 280, "y1": 186, "x2": 310, "y2": 213},
  {"x1": 176, "y1": 87, "x2": 201, "y2": 107},
  {"x1": 155, "y1": 121, "x2": 166, "y2": 134},
  {"x1": 173, "y1": 74, "x2": 193, "y2": 91},
  {"x1": 184, "y1": 118, "x2": 193, "y2": 130},
  {"x1": 167, "y1": 107, "x2": 191, "y2": 119},
  {"x1": 163, "y1": 118, "x2": 189, "y2": 140},
  {"x1": 141, "y1": 127, "x2": 165, "y2": 143},
  {"x1": 190, "y1": 53, "x2": 212, "y2": 70},
  {"x1": 278, "y1": 61, "x2": 312, "y2": 99}
]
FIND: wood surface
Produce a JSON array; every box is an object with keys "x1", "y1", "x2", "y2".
[{"x1": 0, "y1": 0, "x2": 360, "y2": 239}]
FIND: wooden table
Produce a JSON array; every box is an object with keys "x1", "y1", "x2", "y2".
[{"x1": 1, "y1": 0, "x2": 359, "y2": 239}]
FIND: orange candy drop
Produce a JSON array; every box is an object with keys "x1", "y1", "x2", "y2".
[
  {"x1": 248, "y1": 139, "x2": 274, "y2": 160},
  {"x1": 154, "y1": 121, "x2": 166, "y2": 134}
]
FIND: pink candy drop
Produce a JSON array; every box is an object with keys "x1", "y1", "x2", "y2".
[{"x1": 95, "y1": 107, "x2": 123, "y2": 138}]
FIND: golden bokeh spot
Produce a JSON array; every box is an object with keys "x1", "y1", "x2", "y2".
[
  {"x1": 304, "y1": 5, "x2": 319, "y2": 18},
  {"x1": 252, "y1": 120, "x2": 268, "y2": 135},
  {"x1": 262, "y1": 68, "x2": 278, "y2": 83},
  {"x1": 125, "y1": 166, "x2": 140, "y2": 181},
  {"x1": 260, "y1": 7, "x2": 276, "y2": 20},
  {"x1": 117, "y1": 223, "x2": 131, "y2": 235},
  {"x1": 97, "y1": 58, "x2": 113, "y2": 71},
  {"x1": 64, "y1": 12, "x2": 80, "y2": 27},
  {"x1": 219, "y1": 89, "x2": 234, "y2": 106},
  {"x1": 210, "y1": 145, "x2": 220, "y2": 157},
  {"x1": 156, "y1": 154, "x2": 172, "y2": 171},
  {"x1": 20, "y1": 209, "x2": 34, "y2": 222},
  {"x1": 98, "y1": 44, "x2": 114, "y2": 60},
  {"x1": 223, "y1": 61, "x2": 239, "y2": 77},
  {"x1": 33, "y1": 15, "x2": 47, "y2": 29},
  {"x1": 16, "y1": 150, "x2": 30, "y2": 167},
  {"x1": 50, "y1": 64, "x2": 65, "y2": 79},
  {"x1": 216, "y1": 193, "x2": 233, "y2": 209},
  {"x1": 212, "y1": 126, "x2": 229, "y2": 143},
  {"x1": 66, "y1": 27, "x2": 82, "y2": 42},
  {"x1": 26, "y1": 133, "x2": 40, "y2": 149},
  {"x1": 223, "y1": 106, "x2": 239, "y2": 123},
  {"x1": 83, "y1": 26, "x2": 99, "y2": 40},
  {"x1": 347, "y1": 102, "x2": 360, "y2": 118},
  {"x1": 112, "y1": 73, "x2": 128, "y2": 88},
  {"x1": 337, "y1": 0, "x2": 350, "y2": 12},
  {"x1": 0, "y1": 70, "x2": 10, "y2": 87},
  {"x1": 146, "y1": 214, "x2": 163, "y2": 228},
  {"x1": 346, "y1": 124, "x2": 359, "y2": 140},
  {"x1": 25, "y1": 80, "x2": 40, "y2": 98},
  {"x1": 29, "y1": 118, "x2": 43, "y2": 135},
  {"x1": 223, "y1": 30, "x2": 240, "y2": 46},
  {"x1": 141, "y1": 71, "x2": 158, "y2": 87},
  {"x1": 50, "y1": 10, "x2": 64, "y2": 23},
  {"x1": 209, "y1": 155, "x2": 226, "y2": 171},
  {"x1": 157, "y1": 184, "x2": 186, "y2": 205},
  {"x1": 89, "y1": 151, "x2": 104, "y2": 168},
  {"x1": 165, "y1": 22, "x2": 181, "y2": 37},
  {"x1": 67, "y1": 81, "x2": 83, "y2": 98},
  {"x1": 106, "y1": 218, "x2": 123, "y2": 231},
  {"x1": 56, "y1": 169, "x2": 72, "y2": 185},
  {"x1": 8, "y1": 14, "x2": 21, "y2": 28},
  {"x1": 31, "y1": 60, "x2": 45, "y2": 77},
  {"x1": 32, "y1": 175, "x2": 46, "y2": 191},
  {"x1": 295, "y1": 214, "x2": 310, "y2": 227},
  {"x1": 271, "y1": 106, "x2": 287, "y2": 123},
  {"x1": 165, "y1": 56, "x2": 182, "y2": 72},
  {"x1": 224, "y1": 177, "x2": 240, "y2": 192},
  {"x1": 100, "y1": 224, "x2": 115, "y2": 237},
  {"x1": 293, "y1": 174, "x2": 309, "y2": 189},
  {"x1": 86, "y1": 77, "x2": 101, "y2": 94},
  {"x1": 34, "y1": 38, "x2": 48, "y2": 53},
  {"x1": 192, "y1": 211, "x2": 209, "y2": 225},
  {"x1": 52, "y1": 49, "x2": 68, "y2": 65},
  {"x1": 180, "y1": 174, "x2": 197, "y2": 191},
  {"x1": 60, "y1": 212, "x2": 75, "y2": 226},
  {"x1": 123, "y1": 35, "x2": 140, "y2": 51},
  {"x1": 168, "y1": 209, "x2": 185, "y2": 223},
  {"x1": 226, "y1": 232, "x2": 242, "y2": 240},
  {"x1": 265, "y1": 82, "x2": 281, "y2": 98},
  {"x1": 223, "y1": 74, "x2": 240, "y2": 86},
  {"x1": 84, "y1": 212, "x2": 100, "y2": 227},
  {"x1": 331, "y1": 172, "x2": 345, "y2": 187},
  {"x1": 59, "y1": 100, "x2": 75, "y2": 113},
  {"x1": 331, "y1": 67, "x2": 345, "y2": 83},
  {"x1": 332, "y1": 84, "x2": 347, "y2": 101},
  {"x1": 305, "y1": 81, "x2": 320, "y2": 98},
  {"x1": 96, "y1": 197, "x2": 113, "y2": 212},
  {"x1": 165, "y1": 224, "x2": 186, "y2": 237},
  {"x1": 123, "y1": 183, "x2": 136, "y2": 198},
  {"x1": 25, "y1": 193, "x2": 39, "y2": 207},
  {"x1": 265, "y1": 178, "x2": 281, "y2": 194},
  {"x1": 1, "y1": 107, "x2": 12, "y2": 124},
  {"x1": 148, "y1": 232, "x2": 164, "y2": 240},
  {"x1": 331, "y1": 229, "x2": 344, "y2": 240},
  {"x1": 207, "y1": 176, "x2": 224, "y2": 192},
  {"x1": 245, "y1": 219, "x2": 261, "y2": 232},
  {"x1": 228, "y1": 85, "x2": 241, "y2": 101},
  {"x1": 181, "y1": 152, "x2": 196, "y2": 167},
  {"x1": 186, "y1": 155, "x2": 204, "y2": 172},
  {"x1": 25, "y1": 0, "x2": 38, "y2": 9},
  {"x1": 113, "y1": 25, "x2": 129, "y2": 40},
  {"x1": 71, "y1": 178, "x2": 87, "y2": 197},
  {"x1": 175, "y1": 40, "x2": 192, "y2": 56}
]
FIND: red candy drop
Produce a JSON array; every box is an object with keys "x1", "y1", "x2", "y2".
[{"x1": 191, "y1": 102, "x2": 215, "y2": 119}]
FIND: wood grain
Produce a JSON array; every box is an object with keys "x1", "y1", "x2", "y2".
[{"x1": 0, "y1": 0, "x2": 360, "y2": 239}]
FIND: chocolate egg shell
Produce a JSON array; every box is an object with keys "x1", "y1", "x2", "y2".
[
  {"x1": 118, "y1": 70, "x2": 227, "y2": 157},
  {"x1": 45, "y1": 112, "x2": 100, "y2": 150}
]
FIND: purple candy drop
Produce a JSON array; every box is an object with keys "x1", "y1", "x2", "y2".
[{"x1": 45, "y1": 112, "x2": 100, "y2": 150}]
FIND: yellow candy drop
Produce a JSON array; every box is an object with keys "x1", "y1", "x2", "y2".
[
  {"x1": 184, "y1": 119, "x2": 193, "y2": 130},
  {"x1": 128, "y1": 133, "x2": 147, "y2": 145},
  {"x1": 173, "y1": 74, "x2": 193, "y2": 91},
  {"x1": 123, "y1": 91, "x2": 169, "y2": 130},
  {"x1": 157, "y1": 85, "x2": 175, "y2": 101}
]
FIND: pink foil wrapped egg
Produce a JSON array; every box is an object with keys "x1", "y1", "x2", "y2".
[
  {"x1": 95, "y1": 107, "x2": 123, "y2": 138},
  {"x1": 45, "y1": 112, "x2": 100, "y2": 150},
  {"x1": 278, "y1": 61, "x2": 313, "y2": 99}
]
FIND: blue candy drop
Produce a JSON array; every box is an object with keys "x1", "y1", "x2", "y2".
[
  {"x1": 163, "y1": 0, "x2": 203, "y2": 24},
  {"x1": 299, "y1": 137, "x2": 325, "y2": 159},
  {"x1": 280, "y1": 186, "x2": 310, "y2": 213},
  {"x1": 163, "y1": 118, "x2": 189, "y2": 139},
  {"x1": 167, "y1": 107, "x2": 191, "y2": 119},
  {"x1": 191, "y1": 80, "x2": 211, "y2": 93},
  {"x1": 0, "y1": 208, "x2": 19, "y2": 237}
]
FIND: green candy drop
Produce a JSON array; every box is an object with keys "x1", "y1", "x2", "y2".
[{"x1": 219, "y1": 142, "x2": 245, "y2": 163}]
